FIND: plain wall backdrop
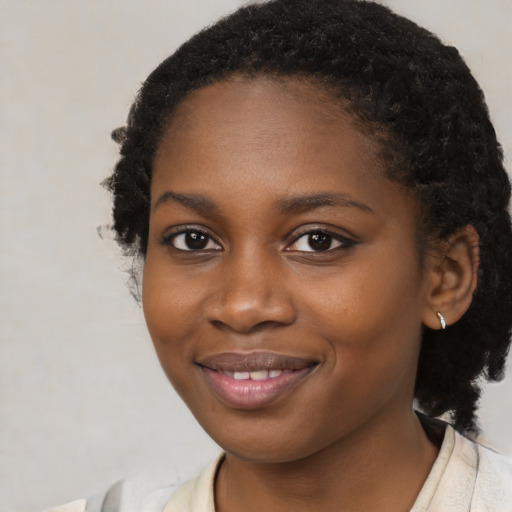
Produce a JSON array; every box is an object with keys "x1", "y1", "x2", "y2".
[{"x1": 1, "y1": 1, "x2": 511, "y2": 510}]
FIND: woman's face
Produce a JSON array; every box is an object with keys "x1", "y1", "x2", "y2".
[{"x1": 143, "y1": 76, "x2": 433, "y2": 463}]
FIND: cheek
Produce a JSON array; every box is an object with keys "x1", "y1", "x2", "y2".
[
  {"x1": 299, "y1": 264, "x2": 424, "y2": 431},
  {"x1": 299, "y1": 249, "x2": 425, "y2": 367},
  {"x1": 141, "y1": 255, "x2": 205, "y2": 372}
]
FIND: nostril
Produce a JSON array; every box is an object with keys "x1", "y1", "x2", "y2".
[
  {"x1": 206, "y1": 294, "x2": 296, "y2": 333},
  {"x1": 204, "y1": 270, "x2": 297, "y2": 332},
  {"x1": 209, "y1": 318, "x2": 290, "y2": 333}
]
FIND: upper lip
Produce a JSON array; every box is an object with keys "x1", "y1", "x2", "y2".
[{"x1": 197, "y1": 351, "x2": 318, "y2": 372}]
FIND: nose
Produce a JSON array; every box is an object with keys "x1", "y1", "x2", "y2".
[{"x1": 205, "y1": 252, "x2": 296, "y2": 333}]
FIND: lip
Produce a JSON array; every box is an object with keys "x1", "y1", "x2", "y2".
[
  {"x1": 199, "y1": 351, "x2": 316, "y2": 372},
  {"x1": 197, "y1": 351, "x2": 318, "y2": 409}
]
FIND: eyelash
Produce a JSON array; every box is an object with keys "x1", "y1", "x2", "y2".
[
  {"x1": 160, "y1": 226, "x2": 221, "y2": 252},
  {"x1": 160, "y1": 226, "x2": 357, "y2": 253},
  {"x1": 287, "y1": 228, "x2": 357, "y2": 253}
]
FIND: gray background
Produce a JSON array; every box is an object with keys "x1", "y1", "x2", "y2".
[{"x1": 1, "y1": 1, "x2": 511, "y2": 510}]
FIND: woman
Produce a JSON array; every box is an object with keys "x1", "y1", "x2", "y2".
[{"x1": 51, "y1": 0, "x2": 512, "y2": 510}]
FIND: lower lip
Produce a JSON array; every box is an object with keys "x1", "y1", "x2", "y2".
[{"x1": 200, "y1": 366, "x2": 316, "y2": 410}]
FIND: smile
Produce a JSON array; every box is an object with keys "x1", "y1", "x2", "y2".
[
  {"x1": 223, "y1": 369, "x2": 288, "y2": 380},
  {"x1": 197, "y1": 352, "x2": 318, "y2": 409}
]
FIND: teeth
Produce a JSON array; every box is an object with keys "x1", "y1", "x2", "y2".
[
  {"x1": 250, "y1": 370, "x2": 268, "y2": 380},
  {"x1": 227, "y1": 369, "x2": 284, "y2": 380}
]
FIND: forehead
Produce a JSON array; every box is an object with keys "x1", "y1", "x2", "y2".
[
  {"x1": 168, "y1": 74, "x2": 352, "y2": 135},
  {"x1": 154, "y1": 75, "x2": 385, "y2": 189},
  {"x1": 151, "y1": 74, "x2": 420, "y2": 249}
]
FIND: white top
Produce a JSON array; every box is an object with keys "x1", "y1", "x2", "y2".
[{"x1": 47, "y1": 424, "x2": 512, "y2": 512}]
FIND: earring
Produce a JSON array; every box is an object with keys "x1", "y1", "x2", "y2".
[{"x1": 436, "y1": 311, "x2": 446, "y2": 330}]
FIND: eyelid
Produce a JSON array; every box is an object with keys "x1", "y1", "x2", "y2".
[
  {"x1": 285, "y1": 225, "x2": 358, "y2": 252},
  {"x1": 160, "y1": 225, "x2": 223, "y2": 251},
  {"x1": 159, "y1": 224, "x2": 357, "y2": 253}
]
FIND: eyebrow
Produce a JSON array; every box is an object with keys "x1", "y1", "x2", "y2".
[
  {"x1": 153, "y1": 191, "x2": 219, "y2": 214},
  {"x1": 153, "y1": 190, "x2": 374, "y2": 216},
  {"x1": 277, "y1": 193, "x2": 374, "y2": 215}
]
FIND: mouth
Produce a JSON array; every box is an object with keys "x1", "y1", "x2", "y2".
[{"x1": 197, "y1": 352, "x2": 318, "y2": 409}]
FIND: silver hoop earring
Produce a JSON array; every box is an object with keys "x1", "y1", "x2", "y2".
[{"x1": 436, "y1": 311, "x2": 446, "y2": 330}]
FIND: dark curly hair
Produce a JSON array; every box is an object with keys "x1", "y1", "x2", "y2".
[{"x1": 106, "y1": 0, "x2": 512, "y2": 432}]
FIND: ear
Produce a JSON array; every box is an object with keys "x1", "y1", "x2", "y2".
[{"x1": 422, "y1": 225, "x2": 479, "y2": 330}]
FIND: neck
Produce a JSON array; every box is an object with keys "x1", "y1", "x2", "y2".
[{"x1": 215, "y1": 410, "x2": 439, "y2": 512}]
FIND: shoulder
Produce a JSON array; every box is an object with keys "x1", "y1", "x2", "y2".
[
  {"x1": 45, "y1": 469, "x2": 183, "y2": 512},
  {"x1": 416, "y1": 421, "x2": 512, "y2": 512},
  {"x1": 449, "y1": 430, "x2": 512, "y2": 510},
  {"x1": 44, "y1": 456, "x2": 223, "y2": 512},
  {"x1": 45, "y1": 500, "x2": 87, "y2": 512},
  {"x1": 162, "y1": 453, "x2": 222, "y2": 511},
  {"x1": 472, "y1": 437, "x2": 512, "y2": 510}
]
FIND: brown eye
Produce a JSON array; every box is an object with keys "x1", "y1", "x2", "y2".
[
  {"x1": 308, "y1": 233, "x2": 332, "y2": 251},
  {"x1": 287, "y1": 229, "x2": 357, "y2": 253},
  {"x1": 288, "y1": 231, "x2": 342, "y2": 252},
  {"x1": 171, "y1": 231, "x2": 221, "y2": 251}
]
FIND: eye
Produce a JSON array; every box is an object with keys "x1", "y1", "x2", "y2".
[
  {"x1": 167, "y1": 230, "x2": 221, "y2": 251},
  {"x1": 288, "y1": 231, "x2": 354, "y2": 252}
]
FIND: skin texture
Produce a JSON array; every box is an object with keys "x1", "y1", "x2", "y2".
[{"x1": 142, "y1": 76, "x2": 478, "y2": 511}]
